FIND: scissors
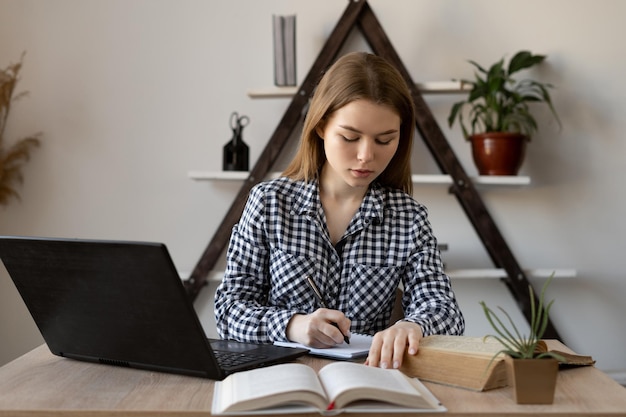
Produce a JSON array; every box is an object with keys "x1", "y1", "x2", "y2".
[{"x1": 230, "y1": 112, "x2": 249, "y2": 137}]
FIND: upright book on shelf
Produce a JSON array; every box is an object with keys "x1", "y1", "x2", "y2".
[
  {"x1": 272, "y1": 14, "x2": 296, "y2": 86},
  {"x1": 211, "y1": 361, "x2": 446, "y2": 415}
]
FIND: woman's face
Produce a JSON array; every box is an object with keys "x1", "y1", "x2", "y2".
[{"x1": 317, "y1": 99, "x2": 400, "y2": 191}]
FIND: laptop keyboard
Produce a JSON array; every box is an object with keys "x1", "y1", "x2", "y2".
[{"x1": 213, "y1": 350, "x2": 269, "y2": 369}]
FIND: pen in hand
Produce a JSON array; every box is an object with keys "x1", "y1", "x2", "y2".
[{"x1": 306, "y1": 275, "x2": 350, "y2": 344}]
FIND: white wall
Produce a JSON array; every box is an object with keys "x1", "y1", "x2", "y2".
[{"x1": 1, "y1": 0, "x2": 625, "y2": 381}]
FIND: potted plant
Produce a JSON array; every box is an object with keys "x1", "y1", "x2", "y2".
[
  {"x1": 0, "y1": 53, "x2": 40, "y2": 205},
  {"x1": 447, "y1": 50, "x2": 561, "y2": 175},
  {"x1": 480, "y1": 273, "x2": 565, "y2": 404}
]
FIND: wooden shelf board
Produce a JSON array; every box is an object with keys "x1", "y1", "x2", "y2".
[
  {"x1": 446, "y1": 268, "x2": 577, "y2": 279},
  {"x1": 247, "y1": 81, "x2": 470, "y2": 98},
  {"x1": 188, "y1": 171, "x2": 530, "y2": 186},
  {"x1": 198, "y1": 268, "x2": 575, "y2": 283}
]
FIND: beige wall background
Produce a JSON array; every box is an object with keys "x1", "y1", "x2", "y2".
[{"x1": 1, "y1": 0, "x2": 624, "y2": 383}]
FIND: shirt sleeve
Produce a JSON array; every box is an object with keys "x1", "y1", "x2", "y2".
[
  {"x1": 214, "y1": 184, "x2": 298, "y2": 343},
  {"x1": 399, "y1": 205, "x2": 465, "y2": 336}
]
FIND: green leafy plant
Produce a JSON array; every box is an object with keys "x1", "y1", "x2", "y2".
[
  {"x1": 0, "y1": 53, "x2": 41, "y2": 206},
  {"x1": 448, "y1": 50, "x2": 561, "y2": 140},
  {"x1": 480, "y1": 273, "x2": 565, "y2": 360}
]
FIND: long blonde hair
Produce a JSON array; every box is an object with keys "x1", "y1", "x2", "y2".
[{"x1": 282, "y1": 52, "x2": 415, "y2": 194}]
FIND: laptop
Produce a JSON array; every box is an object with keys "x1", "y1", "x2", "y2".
[{"x1": 0, "y1": 235, "x2": 309, "y2": 380}]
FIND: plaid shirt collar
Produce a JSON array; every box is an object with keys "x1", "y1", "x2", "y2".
[{"x1": 291, "y1": 179, "x2": 385, "y2": 230}]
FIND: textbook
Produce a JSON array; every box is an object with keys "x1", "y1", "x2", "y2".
[
  {"x1": 211, "y1": 361, "x2": 446, "y2": 415},
  {"x1": 273, "y1": 333, "x2": 373, "y2": 359},
  {"x1": 399, "y1": 335, "x2": 596, "y2": 392},
  {"x1": 399, "y1": 335, "x2": 508, "y2": 391}
]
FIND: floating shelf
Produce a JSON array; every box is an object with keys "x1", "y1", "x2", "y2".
[
  {"x1": 187, "y1": 171, "x2": 531, "y2": 186},
  {"x1": 196, "y1": 268, "x2": 575, "y2": 283},
  {"x1": 247, "y1": 81, "x2": 470, "y2": 98},
  {"x1": 446, "y1": 268, "x2": 576, "y2": 279},
  {"x1": 188, "y1": 171, "x2": 280, "y2": 181}
]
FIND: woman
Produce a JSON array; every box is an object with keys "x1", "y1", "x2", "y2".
[{"x1": 215, "y1": 52, "x2": 464, "y2": 369}]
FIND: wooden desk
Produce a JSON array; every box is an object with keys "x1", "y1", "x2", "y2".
[{"x1": 0, "y1": 341, "x2": 624, "y2": 417}]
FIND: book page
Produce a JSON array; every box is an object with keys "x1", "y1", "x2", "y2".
[
  {"x1": 420, "y1": 335, "x2": 504, "y2": 356},
  {"x1": 212, "y1": 363, "x2": 328, "y2": 413},
  {"x1": 318, "y1": 362, "x2": 438, "y2": 410}
]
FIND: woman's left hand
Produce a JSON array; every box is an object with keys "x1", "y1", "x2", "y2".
[{"x1": 364, "y1": 321, "x2": 423, "y2": 369}]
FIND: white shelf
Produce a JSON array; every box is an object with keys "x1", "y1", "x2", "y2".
[
  {"x1": 188, "y1": 171, "x2": 279, "y2": 181},
  {"x1": 201, "y1": 269, "x2": 575, "y2": 283},
  {"x1": 187, "y1": 171, "x2": 530, "y2": 186},
  {"x1": 411, "y1": 174, "x2": 530, "y2": 186},
  {"x1": 247, "y1": 81, "x2": 470, "y2": 98},
  {"x1": 446, "y1": 268, "x2": 576, "y2": 280}
]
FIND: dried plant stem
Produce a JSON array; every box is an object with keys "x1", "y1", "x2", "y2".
[{"x1": 0, "y1": 52, "x2": 41, "y2": 206}]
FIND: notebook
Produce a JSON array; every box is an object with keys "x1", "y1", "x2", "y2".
[
  {"x1": 0, "y1": 235, "x2": 309, "y2": 380},
  {"x1": 274, "y1": 333, "x2": 373, "y2": 359}
]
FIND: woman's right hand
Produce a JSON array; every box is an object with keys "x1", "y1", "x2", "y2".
[{"x1": 286, "y1": 309, "x2": 351, "y2": 348}]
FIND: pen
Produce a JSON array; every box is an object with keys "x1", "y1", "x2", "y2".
[{"x1": 306, "y1": 275, "x2": 350, "y2": 344}]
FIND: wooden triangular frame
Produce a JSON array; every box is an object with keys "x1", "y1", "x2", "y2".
[{"x1": 185, "y1": 0, "x2": 561, "y2": 340}]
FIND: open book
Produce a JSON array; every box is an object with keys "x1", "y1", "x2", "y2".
[
  {"x1": 211, "y1": 361, "x2": 446, "y2": 415},
  {"x1": 274, "y1": 333, "x2": 373, "y2": 359},
  {"x1": 399, "y1": 335, "x2": 595, "y2": 392}
]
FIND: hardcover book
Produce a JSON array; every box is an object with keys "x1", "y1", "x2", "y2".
[
  {"x1": 399, "y1": 335, "x2": 595, "y2": 392},
  {"x1": 399, "y1": 335, "x2": 508, "y2": 391}
]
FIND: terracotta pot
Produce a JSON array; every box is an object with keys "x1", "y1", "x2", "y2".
[
  {"x1": 505, "y1": 355, "x2": 559, "y2": 404},
  {"x1": 469, "y1": 132, "x2": 528, "y2": 176}
]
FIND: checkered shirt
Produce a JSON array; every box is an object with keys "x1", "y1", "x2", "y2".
[{"x1": 215, "y1": 177, "x2": 465, "y2": 343}]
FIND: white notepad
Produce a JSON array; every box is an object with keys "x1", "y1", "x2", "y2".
[{"x1": 274, "y1": 333, "x2": 373, "y2": 359}]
